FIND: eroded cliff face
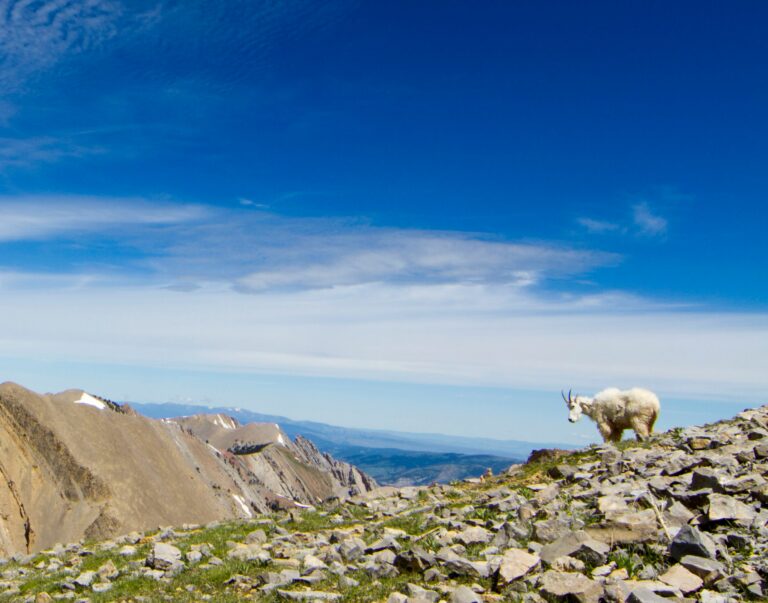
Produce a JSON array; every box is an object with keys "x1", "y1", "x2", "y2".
[
  {"x1": 293, "y1": 434, "x2": 377, "y2": 497},
  {"x1": 0, "y1": 383, "x2": 375, "y2": 556},
  {"x1": 173, "y1": 415, "x2": 377, "y2": 505}
]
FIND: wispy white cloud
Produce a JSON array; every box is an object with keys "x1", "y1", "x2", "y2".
[
  {"x1": 0, "y1": 283, "x2": 764, "y2": 404},
  {"x1": 0, "y1": 196, "x2": 207, "y2": 242},
  {"x1": 633, "y1": 202, "x2": 668, "y2": 236},
  {"x1": 0, "y1": 197, "x2": 617, "y2": 291},
  {"x1": 0, "y1": 0, "x2": 123, "y2": 92},
  {"x1": 578, "y1": 201, "x2": 669, "y2": 238},
  {"x1": 0, "y1": 136, "x2": 103, "y2": 169},
  {"x1": 233, "y1": 231, "x2": 615, "y2": 291},
  {"x1": 576, "y1": 217, "x2": 623, "y2": 234}
]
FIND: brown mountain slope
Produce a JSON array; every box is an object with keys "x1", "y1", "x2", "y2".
[{"x1": 0, "y1": 383, "x2": 375, "y2": 556}]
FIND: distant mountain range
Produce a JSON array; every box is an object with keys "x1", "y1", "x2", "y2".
[{"x1": 133, "y1": 402, "x2": 574, "y2": 485}]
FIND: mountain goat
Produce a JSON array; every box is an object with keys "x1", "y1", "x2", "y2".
[{"x1": 562, "y1": 387, "x2": 660, "y2": 443}]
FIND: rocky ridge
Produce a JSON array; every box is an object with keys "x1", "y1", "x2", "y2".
[
  {"x1": 0, "y1": 383, "x2": 376, "y2": 558},
  {"x1": 1, "y1": 403, "x2": 767, "y2": 602}
]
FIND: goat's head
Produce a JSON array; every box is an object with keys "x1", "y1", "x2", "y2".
[{"x1": 562, "y1": 389, "x2": 590, "y2": 422}]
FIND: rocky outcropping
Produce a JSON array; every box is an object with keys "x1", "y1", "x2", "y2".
[
  {"x1": 0, "y1": 382, "x2": 375, "y2": 557},
  {"x1": 293, "y1": 435, "x2": 377, "y2": 498}
]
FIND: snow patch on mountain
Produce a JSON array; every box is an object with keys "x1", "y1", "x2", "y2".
[
  {"x1": 73, "y1": 392, "x2": 106, "y2": 410},
  {"x1": 232, "y1": 494, "x2": 252, "y2": 517}
]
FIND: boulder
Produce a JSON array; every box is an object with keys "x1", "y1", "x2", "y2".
[
  {"x1": 679, "y1": 555, "x2": 726, "y2": 584},
  {"x1": 669, "y1": 525, "x2": 718, "y2": 560},
  {"x1": 540, "y1": 531, "x2": 609, "y2": 565},
  {"x1": 658, "y1": 563, "x2": 703, "y2": 594},
  {"x1": 449, "y1": 585, "x2": 482, "y2": 603},
  {"x1": 538, "y1": 570, "x2": 603, "y2": 603},
  {"x1": 707, "y1": 494, "x2": 756, "y2": 523},
  {"x1": 146, "y1": 542, "x2": 184, "y2": 572},
  {"x1": 495, "y1": 548, "x2": 540, "y2": 585}
]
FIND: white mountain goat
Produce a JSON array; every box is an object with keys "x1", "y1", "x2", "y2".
[{"x1": 562, "y1": 387, "x2": 660, "y2": 443}]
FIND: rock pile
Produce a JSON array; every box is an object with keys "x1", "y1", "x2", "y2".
[{"x1": 1, "y1": 405, "x2": 767, "y2": 602}]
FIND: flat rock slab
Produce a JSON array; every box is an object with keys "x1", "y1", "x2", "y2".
[
  {"x1": 627, "y1": 587, "x2": 672, "y2": 603},
  {"x1": 276, "y1": 589, "x2": 342, "y2": 601},
  {"x1": 496, "y1": 548, "x2": 540, "y2": 584},
  {"x1": 455, "y1": 526, "x2": 492, "y2": 546},
  {"x1": 540, "y1": 530, "x2": 609, "y2": 565},
  {"x1": 659, "y1": 563, "x2": 704, "y2": 594},
  {"x1": 538, "y1": 570, "x2": 603, "y2": 603},
  {"x1": 707, "y1": 493, "x2": 756, "y2": 522},
  {"x1": 679, "y1": 555, "x2": 725, "y2": 584},
  {"x1": 449, "y1": 586, "x2": 481, "y2": 603}
]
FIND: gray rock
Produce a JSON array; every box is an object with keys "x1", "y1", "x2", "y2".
[
  {"x1": 449, "y1": 585, "x2": 481, "y2": 603},
  {"x1": 186, "y1": 550, "x2": 203, "y2": 564},
  {"x1": 245, "y1": 529, "x2": 267, "y2": 545},
  {"x1": 540, "y1": 531, "x2": 609, "y2": 566},
  {"x1": 146, "y1": 543, "x2": 183, "y2": 572},
  {"x1": 227, "y1": 543, "x2": 270, "y2": 563},
  {"x1": 73, "y1": 571, "x2": 95, "y2": 588},
  {"x1": 276, "y1": 589, "x2": 341, "y2": 601},
  {"x1": 366, "y1": 535, "x2": 401, "y2": 553},
  {"x1": 538, "y1": 570, "x2": 603, "y2": 603},
  {"x1": 680, "y1": 555, "x2": 726, "y2": 584},
  {"x1": 435, "y1": 548, "x2": 488, "y2": 578},
  {"x1": 533, "y1": 517, "x2": 572, "y2": 543},
  {"x1": 548, "y1": 464, "x2": 577, "y2": 480},
  {"x1": 550, "y1": 555, "x2": 585, "y2": 572},
  {"x1": 669, "y1": 525, "x2": 718, "y2": 560},
  {"x1": 394, "y1": 547, "x2": 435, "y2": 573},
  {"x1": 406, "y1": 583, "x2": 439, "y2": 602},
  {"x1": 707, "y1": 493, "x2": 756, "y2": 523},
  {"x1": 690, "y1": 468, "x2": 726, "y2": 492},
  {"x1": 455, "y1": 526, "x2": 491, "y2": 546},
  {"x1": 496, "y1": 548, "x2": 540, "y2": 585},
  {"x1": 658, "y1": 563, "x2": 703, "y2": 594},
  {"x1": 626, "y1": 587, "x2": 671, "y2": 603},
  {"x1": 492, "y1": 522, "x2": 520, "y2": 547},
  {"x1": 118, "y1": 545, "x2": 136, "y2": 557},
  {"x1": 338, "y1": 537, "x2": 366, "y2": 561},
  {"x1": 302, "y1": 554, "x2": 327, "y2": 573},
  {"x1": 586, "y1": 509, "x2": 658, "y2": 544},
  {"x1": 373, "y1": 549, "x2": 397, "y2": 566},
  {"x1": 96, "y1": 560, "x2": 118, "y2": 580}
]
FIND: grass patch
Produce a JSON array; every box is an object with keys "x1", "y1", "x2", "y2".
[
  {"x1": 380, "y1": 513, "x2": 427, "y2": 536},
  {"x1": 283, "y1": 511, "x2": 336, "y2": 534}
]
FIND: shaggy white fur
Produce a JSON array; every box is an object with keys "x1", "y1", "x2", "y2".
[{"x1": 563, "y1": 387, "x2": 660, "y2": 443}]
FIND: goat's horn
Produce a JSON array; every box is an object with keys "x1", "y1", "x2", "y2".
[
  {"x1": 568, "y1": 389, "x2": 573, "y2": 403},
  {"x1": 561, "y1": 390, "x2": 568, "y2": 403}
]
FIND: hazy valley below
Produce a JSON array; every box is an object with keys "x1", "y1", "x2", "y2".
[{"x1": 132, "y1": 402, "x2": 571, "y2": 486}]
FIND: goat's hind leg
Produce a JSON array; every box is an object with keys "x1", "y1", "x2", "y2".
[{"x1": 631, "y1": 417, "x2": 650, "y2": 441}]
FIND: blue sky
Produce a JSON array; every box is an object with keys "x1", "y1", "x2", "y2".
[{"x1": 0, "y1": 1, "x2": 766, "y2": 443}]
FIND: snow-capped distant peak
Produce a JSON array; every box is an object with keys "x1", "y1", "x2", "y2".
[{"x1": 73, "y1": 392, "x2": 107, "y2": 410}]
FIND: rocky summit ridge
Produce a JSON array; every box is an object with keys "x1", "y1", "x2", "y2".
[{"x1": 1, "y1": 402, "x2": 767, "y2": 602}]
